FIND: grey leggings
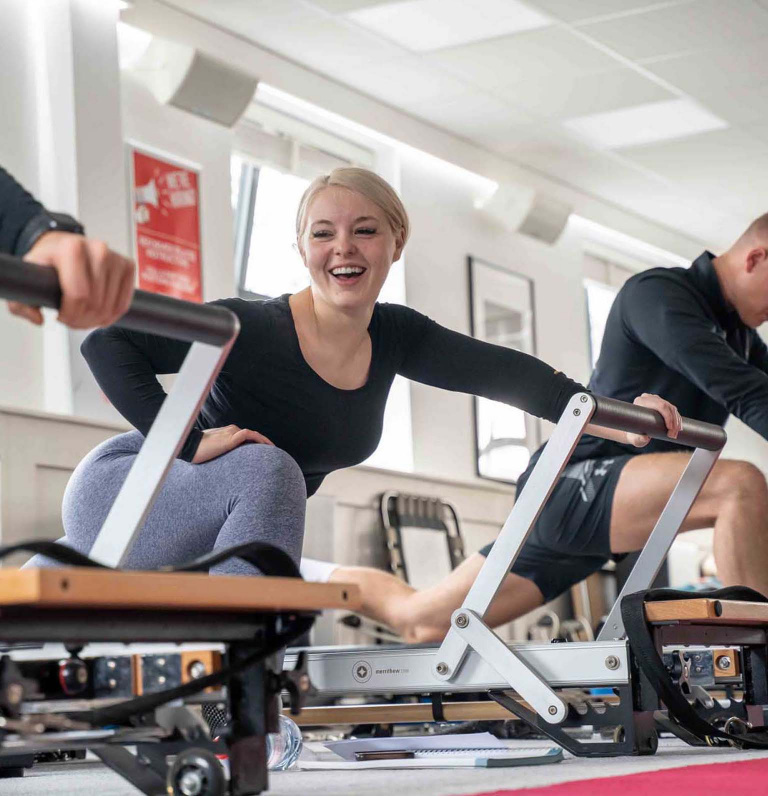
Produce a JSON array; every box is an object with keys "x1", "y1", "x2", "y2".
[{"x1": 25, "y1": 431, "x2": 307, "y2": 576}]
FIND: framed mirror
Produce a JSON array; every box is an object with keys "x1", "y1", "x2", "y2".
[{"x1": 468, "y1": 256, "x2": 538, "y2": 483}]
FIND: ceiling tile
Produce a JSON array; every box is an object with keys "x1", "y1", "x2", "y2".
[
  {"x1": 693, "y1": 82, "x2": 768, "y2": 128},
  {"x1": 427, "y1": 26, "x2": 622, "y2": 90},
  {"x1": 474, "y1": 123, "x2": 590, "y2": 161},
  {"x1": 578, "y1": 0, "x2": 768, "y2": 61},
  {"x1": 163, "y1": 0, "x2": 305, "y2": 25},
  {"x1": 522, "y1": 0, "x2": 687, "y2": 24},
  {"x1": 402, "y1": 91, "x2": 533, "y2": 137},
  {"x1": 645, "y1": 41, "x2": 768, "y2": 108},
  {"x1": 742, "y1": 120, "x2": 768, "y2": 145},
  {"x1": 630, "y1": 155, "x2": 768, "y2": 214},
  {"x1": 339, "y1": 57, "x2": 473, "y2": 107},
  {"x1": 308, "y1": 0, "x2": 391, "y2": 12},
  {"x1": 618, "y1": 128, "x2": 768, "y2": 179},
  {"x1": 563, "y1": 99, "x2": 727, "y2": 150},
  {"x1": 494, "y1": 68, "x2": 673, "y2": 120},
  {"x1": 345, "y1": 0, "x2": 551, "y2": 53},
  {"x1": 164, "y1": 0, "x2": 404, "y2": 70}
]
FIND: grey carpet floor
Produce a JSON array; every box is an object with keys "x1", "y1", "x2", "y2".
[{"x1": 4, "y1": 740, "x2": 768, "y2": 795}]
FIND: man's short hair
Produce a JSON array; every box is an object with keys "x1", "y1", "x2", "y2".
[{"x1": 741, "y1": 213, "x2": 768, "y2": 246}]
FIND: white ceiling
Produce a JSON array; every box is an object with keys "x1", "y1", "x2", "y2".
[{"x1": 159, "y1": 0, "x2": 768, "y2": 248}]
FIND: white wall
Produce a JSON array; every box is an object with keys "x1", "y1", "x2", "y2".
[
  {"x1": 120, "y1": 74, "x2": 235, "y2": 304},
  {"x1": 401, "y1": 148, "x2": 591, "y2": 482},
  {"x1": 0, "y1": 1, "x2": 46, "y2": 410},
  {"x1": 0, "y1": 0, "x2": 127, "y2": 418}
]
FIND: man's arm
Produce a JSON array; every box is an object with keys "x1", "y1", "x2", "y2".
[
  {"x1": 623, "y1": 275, "x2": 768, "y2": 439},
  {"x1": 0, "y1": 166, "x2": 134, "y2": 328},
  {"x1": 747, "y1": 331, "x2": 768, "y2": 376},
  {"x1": 0, "y1": 167, "x2": 44, "y2": 254}
]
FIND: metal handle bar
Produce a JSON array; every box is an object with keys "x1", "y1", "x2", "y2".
[
  {"x1": 592, "y1": 395, "x2": 726, "y2": 451},
  {"x1": 0, "y1": 254, "x2": 237, "y2": 346}
]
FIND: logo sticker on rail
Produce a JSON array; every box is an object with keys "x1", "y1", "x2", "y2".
[{"x1": 352, "y1": 661, "x2": 372, "y2": 683}]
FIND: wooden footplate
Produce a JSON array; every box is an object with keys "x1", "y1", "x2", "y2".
[
  {"x1": 0, "y1": 568, "x2": 360, "y2": 614},
  {"x1": 289, "y1": 693, "x2": 622, "y2": 727},
  {"x1": 0, "y1": 569, "x2": 362, "y2": 795},
  {"x1": 646, "y1": 598, "x2": 768, "y2": 625}
]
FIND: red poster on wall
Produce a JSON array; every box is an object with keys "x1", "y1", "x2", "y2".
[{"x1": 131, "y1": 148, "x2": 203, "y2": 302}]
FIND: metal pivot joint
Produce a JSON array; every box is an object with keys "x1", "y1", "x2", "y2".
[{"x1": 450, "y1": 609, "x2": 567, "y2": 724}]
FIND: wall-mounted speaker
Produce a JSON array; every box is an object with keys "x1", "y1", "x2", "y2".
[
  {"x1": 477, "y1": 183, "x2": 572, "y2": 245},
  {"x1": 129, "y1": 37, "x2": 258, "y2": 127}
]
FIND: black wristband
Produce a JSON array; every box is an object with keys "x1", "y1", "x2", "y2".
[{"x1": 15, "y1": 211, "x2": 85, "y2": 257}]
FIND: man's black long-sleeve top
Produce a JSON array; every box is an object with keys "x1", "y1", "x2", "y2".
[
  {"x1": 0, "y1": 167, "x2": 44, "y2": 255},
  {"x1": 572, "y1": 251, "x2": 768, "y2": 463}
]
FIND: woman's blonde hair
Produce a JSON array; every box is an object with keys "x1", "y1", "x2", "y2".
[{"x1": 295, "y1": 167, "x2": 410, "y2": 247}]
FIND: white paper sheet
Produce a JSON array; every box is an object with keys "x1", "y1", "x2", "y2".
[{"x1": 324, "y1": 731, "x2": 507, "y2": 761}]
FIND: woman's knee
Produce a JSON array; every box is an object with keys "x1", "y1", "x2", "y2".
[
  {"x1": 226, "y1": 444, "x2": 306, "y2": 499},
  {"x1": 61, "y1": 432, "x2": 142, "y2": 544}
]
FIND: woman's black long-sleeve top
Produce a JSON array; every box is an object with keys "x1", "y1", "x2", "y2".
[{"x1": 82, "y1": 294, "x2": 585, "y2": 496}]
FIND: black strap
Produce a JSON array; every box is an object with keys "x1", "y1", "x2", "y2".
[
  {"x1": 430, "y1": 692, "x2": 446, "y2": 723},
  {"x1": 164, "y1": 541, "x2": 301, "y2": 578},
  {"x1": 622, "y1": 586, "x2": 768, "y2": 748},
  {"x1": 0, "y1": 539, "x2": 301, "y2": 579},
  {"x1": 0, "y1": 541, "x2": 107, "y2": 569}
]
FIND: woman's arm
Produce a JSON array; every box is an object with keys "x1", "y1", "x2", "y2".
[
  {"x1": 396, "y1": 308, "x2": 681, "y2": 443},
  {"x1": 396, "y1": 309, "x2": 584, "y2": 423},
  {"x1": 81, "y1": 326, "x2": 203, "y2": 460}
]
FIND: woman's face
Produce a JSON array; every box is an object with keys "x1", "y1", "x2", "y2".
[{"x1": 299, "y1": 186, "x2": 404, "y2": 313}]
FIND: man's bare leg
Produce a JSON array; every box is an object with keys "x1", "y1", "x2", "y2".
[
  {"x1": 332, "y1": 454, "x2": 768, "y2": 644},
  {"x1": 609, "y1": 453, "x2": 768, "y2": 595},
  {"x1": 330, "y1": 557, "x2": 543, "y2": 644}
]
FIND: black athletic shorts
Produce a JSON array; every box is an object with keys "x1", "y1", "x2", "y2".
[{"x1": 479, "y1": 454, "x2": 634, "y2": 602}]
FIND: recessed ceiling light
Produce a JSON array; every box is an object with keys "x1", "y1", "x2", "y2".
[
  {"x1": 563, "y1": 98, "x2": 728, "y2": 149},
  {"x1": 346, "y1": 0, "x2": 552, "y2": 52}
]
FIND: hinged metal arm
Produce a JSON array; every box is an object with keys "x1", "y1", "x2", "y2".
[
  {"x1": 0, "y1": 255, "x2": 241, "y2": 569},
  {"x1": 433, "y1": 392, "x2": 595, "y2": 687}
]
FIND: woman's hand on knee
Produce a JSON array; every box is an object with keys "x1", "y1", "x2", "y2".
[{"x1": 192, "y1": 425, "x2": 275, "y2": 464}]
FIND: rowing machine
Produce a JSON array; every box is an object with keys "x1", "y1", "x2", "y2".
[
  {"x1": 284, "y1": 393, "x2": 768, "y2": 755},
  {"x1": 0, "y1": 255, "x2": 361, "y2": 795}
]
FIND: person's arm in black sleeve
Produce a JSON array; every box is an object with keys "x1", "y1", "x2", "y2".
[
  {"x1": 81, "y1": 326, "x2": 202, "y2": 461},
  {"x1": 747, "y1": 331, "x2": 768, "y2": 376},
  {"x1": 396, "y1": 308, "x2": 584, "y2": 422},
  {"x1": 0, "y1": 166, "x2": 45, "y2": 255},
  {"x1": 1, "y1": 165, "x2": 135, "y2": 327},
  {"x1": 624, "y1": 275, "x2": 768, "y2": 439}
]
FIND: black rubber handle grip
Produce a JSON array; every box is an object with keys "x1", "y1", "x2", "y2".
[
  {"x1": 592, "y1": 395, "x2": 726, "y2": 451},
  {"x1": 0, "y1": 254, "x2": 238, "y2": 346}
]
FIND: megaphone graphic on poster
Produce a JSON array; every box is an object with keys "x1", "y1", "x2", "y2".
[{"x1": 135, "y1": 178, "x2": 159, "y2": 207}]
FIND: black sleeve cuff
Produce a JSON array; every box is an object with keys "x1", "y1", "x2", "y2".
[{"x1": 178, "y1": 427, "x2": 204, "y2": 462}]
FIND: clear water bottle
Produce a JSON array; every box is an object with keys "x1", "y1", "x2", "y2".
[{"x1": 266, "y1": 714, "x2": 303, "y2": 770}]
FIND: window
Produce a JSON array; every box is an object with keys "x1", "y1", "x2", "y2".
[
  {"x1": 233, "y1": 160, "x2": 310, "y2": 300},
  {"x1": 230, "y1": 115, "x2": 413, "y2": 472},
  {"x1": 585, "y1": 280, "x2": 619, "y2": 369},
  {"x1": 583, "y1": 255, "x2": 634, "y2": 370}
]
